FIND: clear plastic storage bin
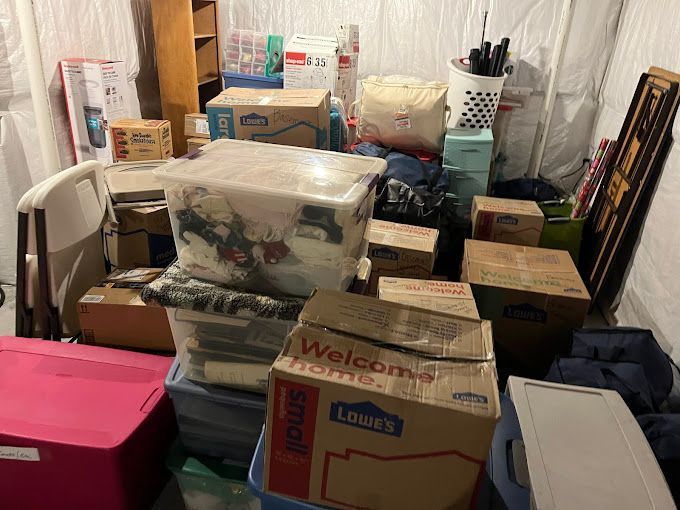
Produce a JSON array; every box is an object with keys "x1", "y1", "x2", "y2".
[
  {"x1": 167, "y1": 306, "x2": 297, "y2": 393},
  {"x1": 165, "y1": 357, "x2": 266, "y2": 464},
  {"x1": 154, "y1": 140, "x2": 386, "y2": 296}
]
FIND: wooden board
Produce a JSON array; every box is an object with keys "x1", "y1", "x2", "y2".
[{"x1": 580, "y1": 67, "x2": 680, "y2": 304}]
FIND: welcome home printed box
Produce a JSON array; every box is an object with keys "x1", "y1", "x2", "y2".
[{"x1": 264, "y1": 289, "x2": 499, "y2": 509}]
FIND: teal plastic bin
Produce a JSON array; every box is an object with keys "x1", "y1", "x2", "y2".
[
  {"x1": 167, "y1": 441, "x2": 259, "y2": 510},
  {"x1": 538, "y1": 200, "x2": 585, "y2": 264},
  {"x1": 443, "y1": 128, "x2": 494, "y2": 169},
  {"x1": 447, "y1": 167, "x2": 490, "y2": 197}
]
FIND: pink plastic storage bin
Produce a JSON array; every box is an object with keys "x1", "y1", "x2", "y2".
[{"x1": 0, "y1": 337, "x2": 176, "y2": 510}]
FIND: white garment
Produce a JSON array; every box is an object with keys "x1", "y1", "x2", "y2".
[{"x1": 180, "y1": 232, "x2": 250, "y2": 282}]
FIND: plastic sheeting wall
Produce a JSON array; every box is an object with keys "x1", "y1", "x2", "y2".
[
  {"x1": 591, "y1": 0, "x2": 680, "y2": 363},
  {"x1": 219, "y1": 0, "x2": 623, "y2": 188},
  {"x1": 0, "y1": 0, "x2": 142, "y2": 283}
]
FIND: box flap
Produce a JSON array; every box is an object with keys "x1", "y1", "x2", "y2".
[
  {"x1": 378, "y1": 277, "x2": 479, "y2": 319},
  {"x1": 463, "y1": 239, "x2": 590, "y2": 300},
  {"x1": 275, "y1": 323, "x2": 499, "y2": 418},
  {"x1": 299, "y1": 289, "x2": 493, "y2": 361},
  {"x1": 369, "y1": 220, "x2": 438, "y2": 252},
  {"x1": 213, "y1": 88, "x2": 329, "y2": 108},
  {"x1": 473, "y1": 196, "x2": 543, "y2": 217}
]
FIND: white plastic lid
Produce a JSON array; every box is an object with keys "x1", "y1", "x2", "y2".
[
  {"x1": 105, "y1": 160, "x2": 167, "y2": 202},
  {"x1": 507, "y1": 377, "x2": 676, "y2": 510},
  {"x1": 153, "y1": 140, "x2": 387, "y2": 210}
]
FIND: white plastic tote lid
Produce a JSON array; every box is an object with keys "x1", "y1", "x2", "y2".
[
  {"x1": 105, "y1": 160, "x2": 167, "y2": 202},
  {"x1": 153, "y1": 140, "x2": 387, "y2": 210},
  {"x1": 506, "y1": 377, "x2": 675, "y2": 510}
]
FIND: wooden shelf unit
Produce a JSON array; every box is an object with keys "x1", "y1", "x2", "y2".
[{"x1": 151, "y1": 0, "x2": 222, "y2": 156}]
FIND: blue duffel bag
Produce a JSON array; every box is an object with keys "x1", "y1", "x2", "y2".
[
  {"x1": 545, "y1": 328, "x2": 678, "y2": 415},
  {"x1": 637, "y1": 414, "x2": 680, "y2": 506}
]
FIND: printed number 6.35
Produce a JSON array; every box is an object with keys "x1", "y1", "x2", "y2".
[{"x1": 305, "y1": 56, "x2": 326, "y2": 67}]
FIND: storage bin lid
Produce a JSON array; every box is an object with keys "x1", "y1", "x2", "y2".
[
  {"x1": 153, "y1": 139, "x2": 387, "y2": 210},
  {"x1": 0, "y1": 336, "x2": 171, "y2": 449},
  {"x1": 164, "y1": 357, "x2": 266, "y2": 410},
  {"x1": 506, "y1": 377, "x2": 676, "y2": 510},
  {"x1": 105, "y1": 160, "x2": 167, "y2": 202}
]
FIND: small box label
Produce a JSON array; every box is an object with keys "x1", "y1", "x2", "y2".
[{"x1": 0, "y1": 447, "x2": 40, "y2": 462}]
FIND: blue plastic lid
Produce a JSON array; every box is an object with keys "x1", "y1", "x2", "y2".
[
  {"x1": 164, "y1": 357, "x2": 265, "y2": 410},
  {"x1": 222, "y1": 71, "x2": 283, "y2": 84}
]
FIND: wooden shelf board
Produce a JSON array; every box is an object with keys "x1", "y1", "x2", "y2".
[
  {"x1": 194, "y1": 33, "x2": 217, "y2": 39},
  {"x1": 197, "y1": 74, "x2": 220, "y2": 86}
]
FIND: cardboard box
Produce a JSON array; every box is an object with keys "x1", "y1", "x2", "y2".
[
  {"x1": 264, "y1": 289, "x2": 499, "y2": 510},
  {"x1": 378, "y1": 277, "x2": 479, "y2": 319},
  {"x1": 184, "y1": 113, "x2": 210, "y2": 139},
  {"x1": 77, "y1": 268, "x2": 174, "y2": 351},
  {"x1": 60, "y1": 58, "x2": 129, "y2": 165},
  {"x1": 206, "y1": 88, "x2": 331, "y2": 150},
  {"x1": 103, "y1": 205, "x2": 176, "y2": 268},
  {"x1": 110, "y1": 119, "x2": 173, "y2": 161},
  {"x1": 186, "y1": 137, "x2": 209, "y2": 152},
  {"x1": 461, "y1": 239, "x2": 590, "y2": 369},
  {"x1": 472, "y1": 196, "x2": 544, "y2": 246},
  {"x1": 367, "y1": 220, "x2": 439, "y2": 295},
  {"x1": 284, "y1": 32, "x2": 359, "y2": 111}
]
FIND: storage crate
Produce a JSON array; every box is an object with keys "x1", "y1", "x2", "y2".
[
  {"x1": 443, "y1": 128, "x2": 494, "y2": 170},
  {"x1": 165, "y1": 357, "x2": 266, "y2": 464},
  {"x1": 222, "y1": 71, "x2": 283, "y2": 89},
  {"x1": 448, "y1": 167, "x2": 490, "y2": 197}
]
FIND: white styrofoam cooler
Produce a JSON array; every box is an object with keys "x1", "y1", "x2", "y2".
[
  {"x1": 506, "y1": 377, "x2": 675, "y2": 510},
  {"x1": 154, "y1": 139, "x2": 386, "y2": 296}
]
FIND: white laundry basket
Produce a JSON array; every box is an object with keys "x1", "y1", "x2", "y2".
[{"x1": 447, "y1": 58, "x2": 506, "y2": 130}]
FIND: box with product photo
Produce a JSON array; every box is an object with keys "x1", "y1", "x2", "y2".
[
  {"x1": 60, "y1": 58, "x2": 129, "y2": 165},
  {"x1": 110, "y1": 119, "x2": 172, "y2": 161},
  {"x1": 77, "y1": 268, "x2": 174, "y2": 352},
  {"x1": 366, "y1": 219, "x2": 439, "y2": 295},
  {"x1": 103, "y1": 205, "x2": 176, "y2": 269},
  {"x1": 461, "y1": 239, "x2": 590, "y2": 370},
  {"x1": 206, "y1": 88, "x2": 331, "y2": 149},
  {"x1": 472, "y1": 196, "x2": 544, "y2": 246},
  {"x1": 264, "y1": 289, "x2": 499, "y2": 510},
  {"x1": 378, "y1": 277, "x2": 479, "y2": 319},
  {"x1": 284, "y1": 32, "x2": 359, "y2": 111}
]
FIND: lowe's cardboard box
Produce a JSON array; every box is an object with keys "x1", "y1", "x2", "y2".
[
  {"x1": 265, "y1": 289, "x2": 499, "y2": 510},
  {"x1": 110, "y1": 119, "x2": 173, "y2": 161},
  {"x1": 284, "y1": 31, "x2": 359, "y2": 111},
  {"x1": 206, "y1": 88, "x2": 330, "y2": 149},
  {"x1": 378, "y1": 277, "x2": 479, "y2": 319},
  {"x1": 60, "y1": 58, "x2": 129, "y2": 165},
  {"x1": 461, "y1": 239, "x2": 590, "y2": 370},
  {"x1": 103, "y1": 205, "x2": 176, "y2": 268},
  {"x1": 367, "y1": 220, "x2": 438, "y2": 295},
  {"x1": 472, "y1": 196, "x2": 544, "y2": 246},
  {"x1": 77, "y1": 268, "x2": 174, "y2": 352}
]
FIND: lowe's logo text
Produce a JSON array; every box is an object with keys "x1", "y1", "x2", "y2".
[
  {"x1": 330, "y1": 401, "x2": 403, "y2": 437},
  {"x1": 503, "y1": 303, "x2": 547, "y2": 323},
  {"x1": 240, "y1": 113, "x2": 268, "y2": 126},
  {"x1": 372, "y1": 247, "x2": 399, "y2": 261},
  {"x1": 496, "y1": 215, "x2": 518, "y2": 225},
  {"x1": 453, "y1": 392, "x2": 488, "y2": 404}
]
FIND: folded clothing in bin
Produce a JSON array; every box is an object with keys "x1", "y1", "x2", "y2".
[
  {"x1": 165, "y1": 357, "x2": 266, "y2": 465},
  {"x1": 0, "y1": 336, "x2": 175, "y2": 510},
  {"x1": 142, "y1": 261, "x2": 304, "y2": 392}
]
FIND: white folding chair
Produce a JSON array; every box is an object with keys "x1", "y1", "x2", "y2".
[
  {"x1": 32, "y1": 161, "x2": 108, "y2": 340},
  {"x1": 15, "y1": 172, "x2": 64, "y2": 337}
]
